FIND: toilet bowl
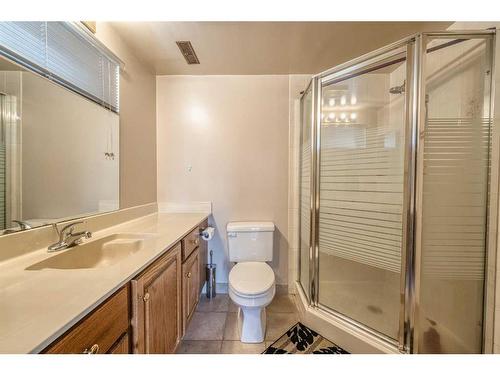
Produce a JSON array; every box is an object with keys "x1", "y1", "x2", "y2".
[
  {"x1": 226, "y1": 221, "x2": 275, "y2": 343},
  {"x1": 228, "y1": 261, "x2": 275, "y2": 343}
]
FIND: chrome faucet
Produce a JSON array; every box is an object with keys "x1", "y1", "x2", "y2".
[
  {"x1": 12, "y1": 220, "x2": 32, "y2": 230},
  {"x1": 3, "y1": 220, "x2": 33, "y2": 234},
  {"x1": 48, "y1": 221, "x2": 92, "y2": 252}
]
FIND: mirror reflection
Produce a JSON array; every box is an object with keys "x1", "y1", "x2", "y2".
[{"x1": 0, "y1": 55, "x2": 119, "y2": 235}]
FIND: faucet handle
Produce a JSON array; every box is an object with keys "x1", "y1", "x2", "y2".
[{"x1": 59, "y1": 221, "x2": 85, "y2": 238}]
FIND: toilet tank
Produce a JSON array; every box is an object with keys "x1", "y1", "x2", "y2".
[{"x1": 227, "y1": 221, "x2": 275, "y2": 262}]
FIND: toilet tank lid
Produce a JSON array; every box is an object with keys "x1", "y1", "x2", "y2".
[{"x1": 227, "y1": 221, "x2": 275, "y2": 232}]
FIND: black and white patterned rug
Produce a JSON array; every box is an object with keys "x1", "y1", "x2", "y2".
[{"x1": 263, "y1": 322, "x2": 349, "y2": 354}]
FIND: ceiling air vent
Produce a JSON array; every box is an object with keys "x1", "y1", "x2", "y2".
[{"x1": 176, "y1": 41, "x2": 200, "y2": 65}]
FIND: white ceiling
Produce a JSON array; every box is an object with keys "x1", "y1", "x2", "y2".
[{"x1": 109, "y1": 21, "x2": 452, "y2": 75}]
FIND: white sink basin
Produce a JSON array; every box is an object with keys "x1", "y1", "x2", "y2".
[{"x1": 26, "y1": 233, "x2": 158, "y2": 270}]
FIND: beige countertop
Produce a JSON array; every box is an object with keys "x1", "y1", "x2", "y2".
[{"x1": 0, "y1": 212, "x2": 208, "y2": 354}]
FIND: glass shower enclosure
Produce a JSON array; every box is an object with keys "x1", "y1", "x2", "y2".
[{"x1": 297, "y1": 30, "x2": 496, "y2": 353}]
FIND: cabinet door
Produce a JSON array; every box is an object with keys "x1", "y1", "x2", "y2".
[
  {"x1": 182, "y1": 247, "x2": 200, "y2": 333},
  {"x1": 131, "y1": 244, "x2": 182, "y2": 354}
]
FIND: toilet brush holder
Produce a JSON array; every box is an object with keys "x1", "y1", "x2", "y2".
[
  {"x1": 206, "y1": 264, "x2": 216, "y2": 299},
  {"x1": 206, "y1": 250, "x2": 216, "y2": 298}
]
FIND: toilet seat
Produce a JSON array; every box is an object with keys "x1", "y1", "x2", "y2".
[{"x1": 229, "y1": 262, "x2": 275, "y2": 297}]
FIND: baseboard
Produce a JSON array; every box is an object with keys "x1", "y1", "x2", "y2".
[
  {"x1": 216, "y1": 283, "x2": 229, "y2": 294},
  {"x1": 201, "y1": 282, "x2": 228, "y2": 295}
]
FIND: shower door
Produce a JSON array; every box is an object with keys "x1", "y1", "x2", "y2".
[
  {"x1": 316, "y1": 43, "x2": 410, "y2": 345},
  {"x1": 415, "y1": 33, "x2": 494, "y2": 354},
  {"x1": 298, "y1": 29, "x2": 496, "y2": 353}
]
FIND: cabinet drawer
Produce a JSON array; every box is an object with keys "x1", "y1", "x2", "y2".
[
  {"x1": 182, "y1": 226, "x2": 200, "y2": 260},
  {"x1": 44, "y1": 286, "x2": 129, "y2": 354}
]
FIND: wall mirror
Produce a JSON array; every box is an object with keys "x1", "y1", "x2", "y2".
[{"x1": 0, "y1": 54, "x2": 119, "y2": 235}]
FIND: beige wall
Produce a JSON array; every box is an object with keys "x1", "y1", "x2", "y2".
[
  {"x1": 96, "y1": 23, "x2": 157, "y2": 209},
  {"x1": 156, "y1": 75, "x2": 289, "y2": 285}
]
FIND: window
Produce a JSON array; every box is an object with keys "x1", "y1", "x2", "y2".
[{"x1": 0, "y1": 22, "x2": 120, "y2": 112}]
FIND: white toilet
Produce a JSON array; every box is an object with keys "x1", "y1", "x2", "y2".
[{"x1": 227, "y1": 221, "x2": 276, "y2": 343}]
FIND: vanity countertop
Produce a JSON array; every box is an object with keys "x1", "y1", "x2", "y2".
[{"x1": 0, "y1": 212, "x2": 208, "y2": 354}]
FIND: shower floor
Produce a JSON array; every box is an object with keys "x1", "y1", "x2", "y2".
[
  {"x1": 317, "y1": 253, "x2": 483, "y2": 352},
  {"x1": 318, "y1": 253, "x2": 400, "y2": 339}
]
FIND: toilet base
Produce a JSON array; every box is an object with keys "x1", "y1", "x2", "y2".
[{"x1": 237, "y1": 306, "x2": 267, "y2": 343}]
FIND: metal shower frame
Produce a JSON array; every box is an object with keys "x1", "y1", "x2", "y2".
[{"x1": 297, "y1": 29, "x2": 497, "y2": 354}]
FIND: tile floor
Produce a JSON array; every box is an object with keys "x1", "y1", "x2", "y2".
[{"x1": 177, "y1": 293, "x2": 299, "y2": 354}]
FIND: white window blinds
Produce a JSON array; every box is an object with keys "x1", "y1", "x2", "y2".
[{"x1": 0, "y1": 21, "x2": 120, "y2": 112}]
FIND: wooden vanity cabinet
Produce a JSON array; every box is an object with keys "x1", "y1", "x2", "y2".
[
  {"x1": 130, "y1": 243, "x2": 182, "y2": 354},
  {"x1": 41, "y1": 220, "x2": 207, "y2": 355},
  {"x1": 43, "y1": 286, "x2": 130, "y2": 354},
  {"x1": 180, "y1": 219, "x2": 209, "y2": 335}
]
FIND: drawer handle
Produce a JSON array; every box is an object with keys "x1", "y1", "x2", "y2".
[
  {"x1": 190, "y1": 238, "x2": 199, "y2": 246},
  {"x1": 186, "y1": 272, "x2": 192, "y2": 278},
  {"x1": 83, "y1": 344, "x2": 99, "y2": 354},
  {"x1": 143, "y1": 292, "x2": 150, "y2": 302}
]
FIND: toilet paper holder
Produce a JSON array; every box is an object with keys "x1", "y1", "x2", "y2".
[{"x1": 199, "y1": 226, "x2": 215, "y2": 241}]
